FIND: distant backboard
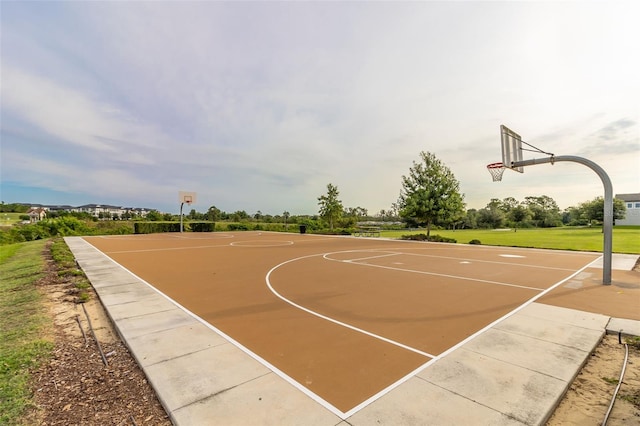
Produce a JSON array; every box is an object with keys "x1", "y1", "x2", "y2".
[
  {"x1": 500, "y1": 125, "x2": 524, "y2": 173},
  {"x1": 179, "y1": 191, "x2": 197, "y2": 205}
]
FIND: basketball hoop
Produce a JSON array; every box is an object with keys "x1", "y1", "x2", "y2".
[{"x1": 486, "y1": 162, "x2": 506, "y2": 182}]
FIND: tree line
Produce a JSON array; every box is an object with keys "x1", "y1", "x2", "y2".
[
  {"x1": 1, "y1": 151, "x2": 628, "y2": 236},
  {"x1": 314, "y1": 151, "x2": 626, "y2": 234}
]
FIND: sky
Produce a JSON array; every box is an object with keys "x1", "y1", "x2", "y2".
[{"x1": 1, "y1": 1, "x2": 638, "y2": 215}]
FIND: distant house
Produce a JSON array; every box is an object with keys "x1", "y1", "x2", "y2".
[
  {"x1": 616, "y1": 193, "x2": 640, "y2": 226},
  {"x1": 27, "y1": 207, "x2": 47, "y2": 223},
  {"x1": 22, "y1": 203, "x2": 153, "y2": 219},
  {"x1": 73, "y1": 204, "x2": 125, "y2": 219},
  {"x1": 71, "y1": 204, "x2": 150, "y2": 219}
]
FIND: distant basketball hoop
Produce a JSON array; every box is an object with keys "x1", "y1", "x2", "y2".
[
  {"x1": 179, "y1": 191, "x2": 197, "y2": 205},
  {"x1": 178, "y1": 191, "x2": 197, "y2": 233}
]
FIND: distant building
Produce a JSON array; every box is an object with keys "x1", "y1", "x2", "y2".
[
  {"x1": 616, "y1": 193, "x2": 640, "y2": 226},
  {"x1": 26, "y1": 207, "x2": 47, "y2": 222},
  {"x1": 18, "y1": 203, "x2": 153, "y2": 219},
  {"x1": 72, "y1": 204, "x2": 151, "y2": 219}
]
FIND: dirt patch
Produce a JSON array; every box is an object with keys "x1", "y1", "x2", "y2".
[
  {"x1": 546, "y1": 334, "x2": 640, "y2": 425},
  {"x1": 27, "y1": 243, "x2": 171, "y2": 425}
]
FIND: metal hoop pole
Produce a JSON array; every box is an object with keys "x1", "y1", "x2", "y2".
[
  {"x1": 513, "y1": 155, "x2": 613, "y2": 284},
  {"x1": 180, "y1": 202, "x2": 184, "y2": 233}
]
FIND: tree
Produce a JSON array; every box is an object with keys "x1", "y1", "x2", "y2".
[
  {"x1": 397, "y1": 151, "x2": 465, "y2": 236},
  {"x1": 463, "y1": 208, "x2": 479, "y2": 229},
  {"x1": 582, "y1": 197, "x2": 626, "y2": 225},
  {"x1": 282, "y1": 211, "x2": 290, "y2": 229},
  {"x1": 508, "y1": 204, "x2": 531, "y2": 229},
  {"x1": 500, "y1": 197, "x2": 520, "y2": 212},
  {"x1": 146, "y1": 210, "x2": 162, "y2": 221},
  {"x1": 318, "y1": 183, "x2": 343, "y2": 231},
  {"x1": 207, "y1": 206, "x2": 222, "y2": 221},
  {"x1": 523, "y1": 195, "x2": 562, "y2": 227},
  {"x1": 477, "y1": 202, "x2": 505, "y2": 229}
]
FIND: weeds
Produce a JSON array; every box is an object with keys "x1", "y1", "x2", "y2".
[
  {"x1": 49, "y1": 238, "x2": 91, "y2": 303},
  {"x1": 625, "y1": 336, "x2": 640, "y2": 350}
]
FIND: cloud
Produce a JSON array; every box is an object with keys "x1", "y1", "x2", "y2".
[
  {"x1": 1, "y1": 66, "x2": 172, "y2": 153},
  {"x1": 580, "y1": 118, "x2": 639, "y2": 156},
  {"x1": 592, "y1": 118, "x2": 637, "y2": 141}
]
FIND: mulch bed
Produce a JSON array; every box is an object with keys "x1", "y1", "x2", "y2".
[{"x1": 27, "y1": 242, "x2": 171, "y2": 425}]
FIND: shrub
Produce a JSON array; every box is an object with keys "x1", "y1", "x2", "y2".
[
  {"x1": 92, "y1": 220, "x2": 134, "y2": 235},
  {"x1": 134, "y1": 222, "x2": 181, "y2": 234},
  {"x1": 227, "y1": 223, "x2": 250, "y2": 231},
  {"x1": 400, "y1": 233, "x2": 457, "y2": 243},
  {"x1": 469, "y1": 239, "x2": 482, "y2": 245},
  {"x1": 317, "y1": 228, "x2": 353, "y2": 235},
  {"x1": 190, "y1": 222, "x2": 215, "y2": 232}
]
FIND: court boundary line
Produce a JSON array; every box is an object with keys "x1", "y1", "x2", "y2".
[
  {"x1": 105, "y1": 243, "x2": 234, "y2": 254},
  {"x1": 97, "y1": 233, "x2": 236, "y2": 240}
]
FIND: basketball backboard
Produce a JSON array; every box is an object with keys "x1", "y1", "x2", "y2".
[
  {"x1": 500, "y1": 125, "x2": 524, "y2": 173},
  {"x1": 179, "y1": 191, "x2": 197, "y2": 205}
]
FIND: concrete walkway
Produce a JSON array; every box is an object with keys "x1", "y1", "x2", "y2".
[{"x1": 65, "y1": 237, "x2": 639, "y2": 425}]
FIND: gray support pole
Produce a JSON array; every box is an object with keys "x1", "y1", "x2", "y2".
[
  {"x1": 180, "y1": 202, "x2": 184, "y2": 233},
  {"x1": 513, "y1": 155, "x2": 613, "y2": 284}
]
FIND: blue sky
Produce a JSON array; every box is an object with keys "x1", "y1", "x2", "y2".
[{"x1": 1, "y1": 1, "x2": 638, "y2": 215}]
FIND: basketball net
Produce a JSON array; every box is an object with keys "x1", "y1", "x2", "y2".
[{"x1": 486, "y1": 162, "x2": 506, "y2": 182}]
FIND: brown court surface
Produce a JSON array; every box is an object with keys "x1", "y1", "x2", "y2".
[{"x1": 83, "y1": 232, "x2": 638, "y2": 413}]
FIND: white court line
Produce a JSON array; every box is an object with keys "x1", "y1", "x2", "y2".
[
  {"x1": 323, "y1": 251, "x2": 544, "y2": 292},
  {"x1": 106, "y1": 243, "x2": 234, "y2": 254},
  {"x1": 374, "y1": 249, "x2": 579, "y2": 272},
  {"x1": 230, "y1": 240, "x2": 294, "y2": 247},
  {"x1": 345, "y1": 252, "x2": 403, "y2": 263},
  {"x1": 265, "y1": 253, "x2": 436, "y2": 359}
]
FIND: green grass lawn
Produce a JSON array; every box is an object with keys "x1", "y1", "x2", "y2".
[
  {"x1": 381, "y1": 226, "x2": 640, "y2": 254},
  {"x1": 0, "y1": 213, "x2": 25, "y2": 227},
  {"x1": 0, "y1": 240, "x2": 53, "y2": 425}
]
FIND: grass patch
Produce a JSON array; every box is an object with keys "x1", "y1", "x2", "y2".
[
  {"x1": 50, "y1": 238, "x2": 91, "y2": 303},
  {"x1": 381, "y1": 226, "x2": 640, "y2": 254},
  {"x1": 0, "y1": 212, "x2": 25, "y2": 226},
  {"x1": 0, "y1": 240, "x2": 54, "y2": 425},
  {"x1": 0, "y1": 244, "x2": 21, "y2": 263}
]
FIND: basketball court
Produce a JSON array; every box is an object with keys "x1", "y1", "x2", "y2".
[
  {"x1": 62, "y1": 125, "x2": 638, "y2": 423},
  {"x1": 70, "y1": 231, "x2": 631, "y2": 420}
]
